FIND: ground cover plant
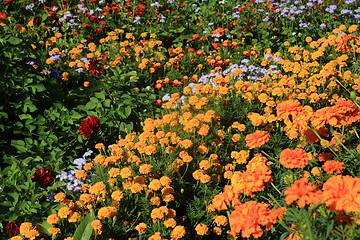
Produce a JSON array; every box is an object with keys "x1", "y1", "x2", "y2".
[{"x1": 1, "y1": 0, "x2": 360, "y2": 239}]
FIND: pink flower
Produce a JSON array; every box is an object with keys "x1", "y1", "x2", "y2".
[{"x1": 79, "y1": 116, "x2": 100, "y2": 138}]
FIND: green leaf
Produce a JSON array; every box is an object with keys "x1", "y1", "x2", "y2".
[
  {"x1": 11, "y1": 140, "x2": 27, "y2": 153},
  {"x1": 19, "y1": 114, "x2": 32, "y2": 120},
  {"x1": 103, "y1": 99, "x2": 111, "y2": 108},
  {"x1": 47, "y1": 181, "x2": 67, "y2": 191},
  {"x1": 8, "y1": 37, "x2": 21, "y2": 45},
  {"x1": 40, "y1": 221, "x2": 53, "y2": 236},
  {"x1": 124, "y1": 106, "x2": 131, "y2": 118},
  {"x1": 73, "y1": 210, "x2": 95, "y2": 240},
  {"x1": 85, "y1": 101, "x2": 97, "y2": 110},
  {"x1": 95, "y1": 92, "x2": 105, "y2": 101}
]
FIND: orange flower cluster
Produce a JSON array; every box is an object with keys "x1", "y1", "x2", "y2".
[
  {"x1": 231, "y1": 153, "x2": 273, "y2": 196},
  {"x1": 279, "y1": 148, "x2": 311, "y2": 169},
  {"x1": 230, "y1": 201, "x2": 286, "y2": 239}
]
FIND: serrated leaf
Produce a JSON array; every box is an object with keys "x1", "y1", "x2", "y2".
[{"x1": 73, "y1": 211, "x2": 95, "y2": 240}]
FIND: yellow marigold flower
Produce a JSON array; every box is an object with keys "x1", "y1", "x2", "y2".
[
  {"x1": 120, "y1": 167, "x2": 132, "y2": 179},
  {"x1": 139, "y1": 164, "x2": 153, "y2": 174},
  {"x1": 75, "y1": 170, "x2": 87, "y2": 180},
  {"x1": 47, "y1": 214, "x2": 60, "y2": 224},
  {"x1": 98, "y1": 206, "x2": 117, "y2": 220},
  {"x1": 89, "y1": 182, "x2": 106, "y2": 196},
  {"x1": 91, "y1": 220, "x2": 102, "y2": 230},
  {"x1": 164, "y1": 218, "x2": 177, "y2": 228},
  {"x1": 54, "y1": 192, "x2": 66, "y2": 202},
  {"x1": 48, "y1": 227, "x2": 61, "y2": 236},
  {"x1": 108, "y1": 168, "x2": 121, "y2": 178},
  {"x1": 135, "y1": 222, "x2": 147, "y2": 234},
  {"x1": 195, "y1": 223, "x2": 208, "y2": 235},
  {"x1": 171, "y1": 225, "x2": 186, "y2": 240},
  {"x1": 64, "y1": 238, "x2": 73, "y2": 240},
  {"x1": 111, "y1": 190, "x2": 124, "y2": 201},
  {"x1": 58, "y1": 207, "x2": 72, "y2": 219}
]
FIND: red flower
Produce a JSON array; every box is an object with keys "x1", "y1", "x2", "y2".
[
  {"x1": 6, "y1": 220, "x2": 21, "y2": 237},
  {"x1": 89, "y1": 59, "x2": 103, "y2": 76},
  {"x1": 0, "y1": 12, "x2": 7, "y2": 19},
  {"x1": 79, "y1": 115, "x2": 100, "y2": 138},
  {"x1": 31, "y1": 168, "x2": 53, "y2": 188}
]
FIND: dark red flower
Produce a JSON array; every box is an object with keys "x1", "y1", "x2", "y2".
[
  {"x1": 79, "y1": 115, "x2": 100, "y2": 138},
  {"x1": 6, "y1": 220, "x2": 20, "y2": 237},
  {"x1": 31, "y1": 168, "x2": 53, "y2": 188},
  {"x1": 89, "y1": 59, "x2": 103, "y2": 76}
]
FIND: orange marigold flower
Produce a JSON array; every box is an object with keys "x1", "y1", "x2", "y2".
[
  {"x1": 164, "y1": 218, "x2": 177, "y2": 228},
  {"x1": 214, "y1": 215, "x2": 228, "y2": 226},
  {"x1": 47, "y1": 214, "x2": 60, "y2": 224},
  {"x1": 148, "y1": 232, "x2": 162, "y2": 240},
  {"x1": 48, "y1": 227, "x2": 61, "y2": 236},
  {"x1": 171, "y1": 225, "x2": 186, "y2": 240},
  {"x1": 160, "y1": 176, "x2": 172, "y2": 187},
  {"x1": 322, "y1": 160, "x2": 344, "y2": 174},
  {"x1": 149, "y1": 179, "x2": 162, "y2": 191},
  {"x1": 276, "y1": 99, "x2": 302, "y2": 120},
  {"x1": 322, "y1": 175, "x2": 360, "y2": 213},
  {"x1": 54, "y1": 192, "x2": 66, "y2": 202},
  {"x1": 19, "y1": 222, "x2": 40, "y2": 240},
  {"x1": 135, "y1": 223, "x2": 147, "y2": 234},
  {"x1": 179, "y1": 139, "x2": 193, "y2": 149},
  {"x1": 58, "y1": 207, "x2": 72, "y2": 219},
  {"x1": 200, "y1": 174, "x2": 211, "y2": 184},
  {"x1": 279, "y1": 148, "x2": 310, "y2": 169},
  {"x1": 195, "y1": 223, "x2": 208, "y2": 235},
  {"x1": 230, "y1": 201, "x2": 286, "y2": 239},
  {"x1": 245, "y1": 130, "x2": 270, "y2": 149},
  {"x1": 68, "y1": 211, "x2": 81, "y2": 223},
  {"x1": 108, "y1": 168, "x2": 121, "y2": 178},
  {"x1": 91, "y1": 220, "x2": 102, "y2": 230},
  {"x1": 120, "y1": 167, "x2": 132, "y2": 179},
  {"x1": 111, "y1": 190, "x2": 124, "y2": 201},
  {"x1": 139, "y1": 164, "x2": 153, "y2": 174},
  {"x1": 284, "y1": 177, "x2": 321, "y2": 207},
  {"x1": 11, "y1": 236, "x2": 24, "y2": 240},
  {"x1": 89, "y1": 182, "x2": 106, "y2": 195},
  {"x1": 75, "y1": 170, "x2": 87, "y2": 180},
  {"x1": 94, "y1": 154, "x2": 106, "y2": 165},
  {"x1": 98, "y1": 206, "x2": 117, "y2": 220}
]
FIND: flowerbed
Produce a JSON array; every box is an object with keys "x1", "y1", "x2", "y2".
[{"x1": 1, "y1": 0, "x2": 360, "y2": 239}]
